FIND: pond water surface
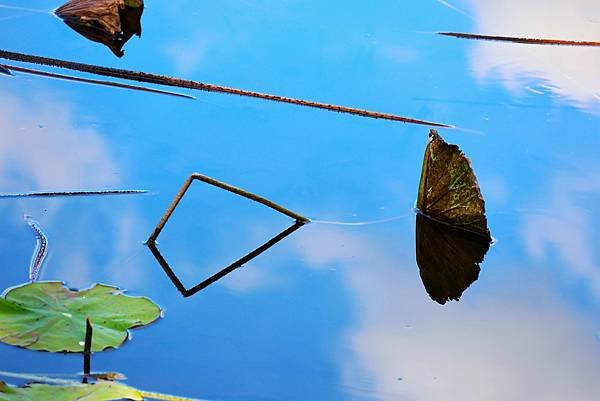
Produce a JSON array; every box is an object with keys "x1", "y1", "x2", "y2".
[{"x1": 1, "y1": 1, "x2": 599, "y2": 400}]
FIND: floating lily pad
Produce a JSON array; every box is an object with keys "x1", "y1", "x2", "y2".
[
  {"x1": 0, "y1": 282, "x2": 161, "y2": 352},
  {"x1": 415, "y1": 130, "x2": 492, "y2": 304},
  {"x1": 55, "y1": 0, "x2": 144, "y2": 57},
  {"x1": 0, "y1": 380, "x2": 142, "y2": 401}
]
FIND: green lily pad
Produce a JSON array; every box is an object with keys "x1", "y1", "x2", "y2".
[
  {"x1": 0, "y1": 380, "x2": 143, "y2": 401},
  {"x1": 0, "y1": 282, "x2": 161, "y2": 352}
]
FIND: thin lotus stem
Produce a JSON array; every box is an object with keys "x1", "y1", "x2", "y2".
[
  {"x1": 438, "y1": 32, "x2": 600, "y2": 47},
  {"x1": 83, "y1": 319, "x2": 93, "y2": 381},
  {"x1": 0, "y1": 64, "x2": 195, "y2": 99},
  {"x1": 147, "y1": 173, "x2": 310, "y2": 244},
  {"x1": 0, "y1": 49, "x2": 453, "y2": 128},
  {"x1": 0, "y1": 189, "x2": 147, "y2": 198}
]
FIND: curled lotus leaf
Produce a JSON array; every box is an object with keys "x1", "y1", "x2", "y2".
[
  {"x1": 415, "y1": 130, "x2": 492, "y2": 304},
  {"x1": 0, "y1": 380, "x2": 143, "y2": 401},
  {"x1": 417, "y1": 129, "x2": 491, "y2": 239},
  {"x1": 0, "y1": 282, "x2": 161, "y2": 352},
  {"x1": 55, "y1": 0, "x2": 144, "y2": 57}
]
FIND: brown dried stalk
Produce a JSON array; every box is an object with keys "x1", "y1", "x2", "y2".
[
  {"x1": 0, "y1": 49, "x2": 453, "y2": 127},
  {"x1": 438, "y1": 32, "x2": 600, "y2": 47}
]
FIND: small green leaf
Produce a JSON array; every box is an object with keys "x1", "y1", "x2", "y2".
[
  {"x1": 0, "y1": 282, "x2": 161, "y2": 352},
  {"x1": 0, "y1": 381, "x2": 143, "y2": 401}
]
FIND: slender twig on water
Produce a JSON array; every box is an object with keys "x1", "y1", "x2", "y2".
[
  {"x1": 0, "y1": 189, "x2": 148, "y2": 199},
  {"x1": 0, "y1": 49, "x2": 453, "y2": 128},
  {"x1": 147, "y1": 173, "x2": 310, "y2": 244},
  {"x1": 82, "y1": 319, "x2": 93, "y2": 384},
  {"x1": 0, "y1": 64, "x2": 195, "y2": 99},
  {"x1": 438, "y1": 32, "x2": 600, "y2": 47}
]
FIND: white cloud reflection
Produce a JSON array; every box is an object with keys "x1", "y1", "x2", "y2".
[
  {"x1": 522, "y1": 170, "x2": 600, "y2": 299},
  {"x1": 0, "y1": 89, "x2": 147, "y2": 290},
  {"x1": 162, "y1": 35, "x2": 213, "y2": 75},
  {"x1": 464, "y1": 0, "x2": 600, "y2": 113},
  {"x1": 0, "y1": 90, "x2": 116, "y2": 190},
  {"x1": 295, "y1": 225, "x2": 600, "y2": 401}
]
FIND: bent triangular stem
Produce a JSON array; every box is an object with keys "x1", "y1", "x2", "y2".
[
  {"x1": 147, "y1": 173, "x2": 310, "y2": 244},
  {"x1": 146, "y1": 173, "x2": 309, "y2": 297}
]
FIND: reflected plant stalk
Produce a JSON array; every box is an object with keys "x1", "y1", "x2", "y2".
[
  {"x1": 0, "y1": 49, "x2": 453, "y2": 128},
  {"x1": 438, "y1": 32, "x2": 600, "y2": 46},
  {"x1": 0, "y1": 64, "x2": 195, "y2": 99},
  {"x1": 0, "y1": 64, "x2": 12, "y2": 75},
  {"x1": 147, "y1": 173, "x2": 309, "y2": 297},
  {"x1": 148, "y1": 222, "x2": 306, "y2": 297}
]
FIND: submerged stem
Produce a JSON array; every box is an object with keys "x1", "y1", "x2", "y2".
[{"x1": 1, "y1": 64, "x2": 195, "y2": 99}]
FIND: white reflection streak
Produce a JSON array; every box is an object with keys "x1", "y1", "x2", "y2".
[
  {"x1": 0, "y1": 89, "x2": 136, "y2": 288},
  {"x1": 0, "y1": 91, "x2": 116, "y2": 190},
  {"x1": 106, "y1": 214, "x2": 146, "y2": 288},
  {"x1": 435, "y1": 0, "x2": 471, "y2": 18}
]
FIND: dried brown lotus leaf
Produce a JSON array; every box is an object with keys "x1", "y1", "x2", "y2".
[
  {"x1": 417, "y1": 130, "x2": 490, "y2": 239},
  {"x1": 415, "y1": 130, "x2": 492, "y2": 304},
  {"x1": 55, "y1": 0, "x2": 144, "y2": 57}
]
